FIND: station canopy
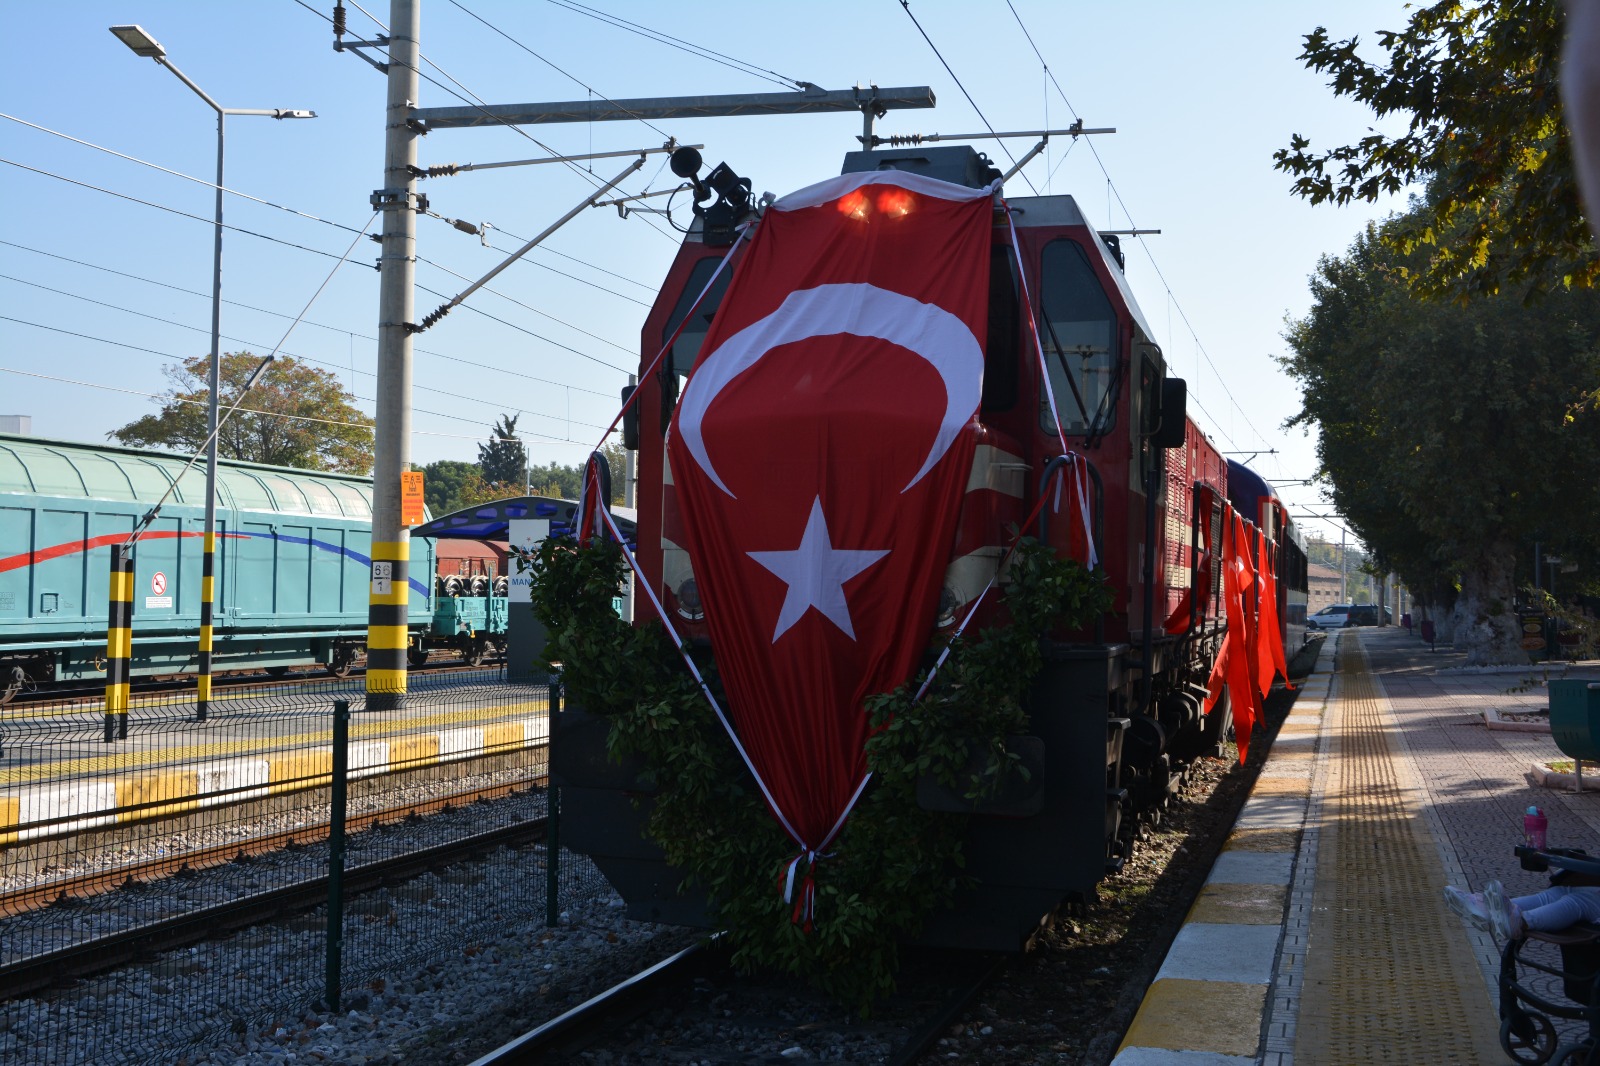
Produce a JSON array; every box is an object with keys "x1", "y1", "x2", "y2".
[{"x1": 410, "y1": 495, "x2": 636, "y2": 543}]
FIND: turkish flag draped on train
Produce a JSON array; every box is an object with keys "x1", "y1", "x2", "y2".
[{"x1": 666, "y1": 170, "x2": 997, "y2": 905}]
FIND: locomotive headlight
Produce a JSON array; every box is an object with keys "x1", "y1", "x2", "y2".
[
  {"x1": 675, "y1": 578, "x2": 704, "y2": 621},
  {"x1": 877, "y1": 188, "x2": 914, "y2": 219},
  {"x1": 837, "y1": 189, "x2": 871, "y2": 221},
  {"x1": 936, "y1": 584, "x2": 963, "y2": 628}
]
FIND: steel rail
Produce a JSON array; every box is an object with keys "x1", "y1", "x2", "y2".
[
  {"x1": 887, "y1": 953, "x2": 1009, "y2": 1065},
  {"x1": 0, "y1": 811, "x2": 547, "y2": 1000},
  {"x1": 0, "y1": 776, "x2": 545, "y2": 919},
  {"x1": 466, "y1": 937, "x2": 723, "y2": 1065}
]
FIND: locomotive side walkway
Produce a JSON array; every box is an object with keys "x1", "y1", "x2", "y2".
[{"x1": 1114, "y1": 625, "x2": 1600, "y2": 1065}]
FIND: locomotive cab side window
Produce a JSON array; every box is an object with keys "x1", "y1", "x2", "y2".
[
  {"x1": 982, "y1": 245, "x2": 1020, "y2": 412},
  {"x1": 659, "y1": 257, "x2": 734, "y2": 424},
  {"x1": 1037, "y1": 238, "x2": 1118, "y2": 437}
]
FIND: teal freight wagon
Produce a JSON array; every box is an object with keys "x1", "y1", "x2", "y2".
[{"x1": 0, "y1": 433, "x2": 438, "y2": 701}]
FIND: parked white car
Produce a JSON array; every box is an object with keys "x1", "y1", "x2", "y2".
[{"x1": 1308, "y1": 604, "x2": 1352, "y2": 630}]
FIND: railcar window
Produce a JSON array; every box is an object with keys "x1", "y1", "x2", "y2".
[
  {"x1": 1038, "y1": 239, "x2": 1117, "y2": 437},
  {"x1": 983, "y1": 246, "x2": 1019, "y2": 412},
  {"x1": 661, "y1": 256, "x2": 734, "y2": 400}
]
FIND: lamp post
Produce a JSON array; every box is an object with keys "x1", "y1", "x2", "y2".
[{"x1": 110, "y1": 25, "x2": 313, "y2": 720}]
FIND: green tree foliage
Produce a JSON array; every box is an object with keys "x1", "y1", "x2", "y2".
[
  {"x1": 1281, "y1": 219, "x2": 1600, "y2": 662},
  {"x1": 1275, "y1": 0, "x2": 1598, "y2": 300},
  {"x1": 110, "y1": 352, "x2": 374, "y2": 473},
  {"x1": 421, "y1": 460, "x2": 478, "y2": 515},
  {"x1": 476, "y1": 413, "x2": 528, "y2": 488},
  {"x1": 524, "y1": 459, "x2": 578, "y2": 500},
  {"x1": 424, "y1": 443, "x2": 628, "y2": 518},
  {"x1": 420, "y1": 459, "x2": 505, "y2": 516},
  {"x1": 527, "y1": 443, "x2": 627, "y2": 504}
]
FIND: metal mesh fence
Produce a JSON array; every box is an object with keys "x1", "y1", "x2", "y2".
[{"x1": 0, "y1": 668, "x2": 612, "y2": 1064}]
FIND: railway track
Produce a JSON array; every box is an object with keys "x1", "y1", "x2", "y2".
[
  {"x1": 0, "y1": 779, "x2": 546, "y2": 1000},
  {"x1": 456, "y1": 686, "x2": 1301, "y2": 1065},
  {"x1": 466, "y1": 939, "x2": 1008, "y2": 1066},
  {"x1": 0, "y1": 777, "x2": 542, "y2": 919}
]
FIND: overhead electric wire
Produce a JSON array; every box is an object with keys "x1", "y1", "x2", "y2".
[
  {"x1": 0, "y1": 313, "x2": 179, "y2": 361},
  {"x1": 413, "y1": 259, "x2": 630, "y2": 372},
  {"x1": 1001, "y1": 0, "x2": 1273, "y2": 459},
  {"x1": 0, "y1": 315, "x2": 603, "y2": 437},
  {"x1": 314, "y1": 0, "x2": 680, "y2": 245},
  {"x1": 2, "y1": 156, "x2": 645, "y2": 372},
  {"x1": 895, "y1": 0, "x2": 1037, "y2": 195},
  {"x1": 0, "y1": 112, "x2": 368, "y2": 240},
  {"x1": 544, "y1": 0, "x2": 804, "y2": 91},
  {"x1": 447, "y1": 0, "x2": 674, "y2": 139},
  {"x1": 412, "y1": 239, "x2": 639, "y2": 349},
  {"x1": 7, "y1": 109, "x2": 655, "y2": 344},
  {"x1": 1, "y1": 158, "x2": 364, "y2": 266},
  {"x1": 0, "y1": 365, "x2": 591, "y2": 447},
  {"x1": 7, "y1": 103, "x2": 658, "y2": 303},
  {"x1": 0, "y1": 281, "x2": 606, "y2": 431},
  {"x1": 0, "y1": 239, "x2": 627, "y2": 398}
]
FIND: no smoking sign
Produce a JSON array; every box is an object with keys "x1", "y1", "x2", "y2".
[{"x1": 151, "y1": 572, "x2": 167, "y2": 596}]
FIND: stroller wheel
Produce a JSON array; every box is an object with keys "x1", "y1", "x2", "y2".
[
  {"x1": 1552, "y1": 1042, "x2": 1597, "y2": 1066},
  {"x1": 1502, "y1": 1012, "x2": 1559, "y2": 1065}
]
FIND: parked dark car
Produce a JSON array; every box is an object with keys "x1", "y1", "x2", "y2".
[{"x1": 1348, "y1": 605, "x2": 1390, "y2": 626}]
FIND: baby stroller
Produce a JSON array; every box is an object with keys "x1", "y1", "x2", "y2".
[{"x1": 1498, "y1": 845, "x2": 1600, "y2": 1065}]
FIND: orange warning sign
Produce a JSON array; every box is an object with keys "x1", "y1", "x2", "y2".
[{"x1": 401, "y1": 471, "x2": 425, "y2": 526}]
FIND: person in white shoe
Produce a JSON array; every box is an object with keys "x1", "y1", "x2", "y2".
[
  {"x1": 1460, "y1": 879, "x2": 1600, "y2": 940},
  {"x1": 1444, "y1": 885, "x2": 1493, "y2": 928}
]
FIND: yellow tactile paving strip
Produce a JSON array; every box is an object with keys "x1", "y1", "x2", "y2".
[{"x1": 1292, "y1": 638, "x2": 1502, "y2": 1064}]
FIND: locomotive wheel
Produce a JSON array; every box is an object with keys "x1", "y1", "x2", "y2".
[
  {"x1": 328, "y1": 646, "x2": 358, "y2": 678},
  {"x1": 408, "y1": 647, "x2": 430, "y2": 668},
  {"x1": 1204, "y1": 689, "x2": 1235, "y2": 759},
  {"x1": 264, "y1": 666, "x2": 289, "y2": 678},
  {"x1": 464, "y1": 638, "x2": 487, "y2": 667},
  {"x1": 0, "y1": 668, "x2": 21, "y2": 706}
]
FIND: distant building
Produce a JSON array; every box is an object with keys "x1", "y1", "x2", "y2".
[
  {"x1": 0, "y1": 415, "x2": 31, "y2": 435},
  {"x1": 1308, "y1": 562, "x2": 1343, "y2": 611}
]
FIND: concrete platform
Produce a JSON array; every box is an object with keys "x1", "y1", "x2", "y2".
[
  {"x1": 1114, "y1": 627, "x2": 1600, "y2": 1065},
  {"x1": 0, "y1": 677, "x2": 550, "y2": 843}
]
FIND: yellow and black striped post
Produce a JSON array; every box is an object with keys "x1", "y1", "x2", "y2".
[
  {"x1": 196, "y1": 531, "x2": 215, "y2": 722},
  {"x1": 366, "y1": 540, "x2": 408, "y2": 709},
  {"x1": 103, "y1": 544, "x2": 133, "y2": 742}
]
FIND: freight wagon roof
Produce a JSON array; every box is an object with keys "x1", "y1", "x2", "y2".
[
  {"x1": 0, "y1": 432, "x2": 376, "y2": 519},
  {"x1": 414, "y1": 495, "x2": 636, "y2": 542},
  {"x1": 435, "y1": 538, "x2": 504, "y2": 562}
]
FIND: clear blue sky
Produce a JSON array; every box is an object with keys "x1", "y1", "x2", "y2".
[{"x1": 1, "y1": 1, "x2": 1411, "y2": 547}]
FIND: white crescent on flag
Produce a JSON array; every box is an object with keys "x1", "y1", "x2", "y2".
[{"x1": 675, "y1": 282, "x2": 984, "y2": 498}]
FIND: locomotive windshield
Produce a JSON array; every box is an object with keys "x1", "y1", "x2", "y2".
[{"x1": 1038, "y1": 238, "x2": 1118, "y2": 437}]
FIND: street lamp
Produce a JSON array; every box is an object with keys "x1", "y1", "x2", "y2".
[{"x1": 110, "y1": 25, "x2": 314, "y2": 721}]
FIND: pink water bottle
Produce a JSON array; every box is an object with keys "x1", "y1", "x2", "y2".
[{"x1": 1525, "y1": 806, "x2": 1548, "y2": 850}]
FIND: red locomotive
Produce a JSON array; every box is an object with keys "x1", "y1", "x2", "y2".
[{"x1": 553, "y1": 143, "x2": 1307, "y2": 950}]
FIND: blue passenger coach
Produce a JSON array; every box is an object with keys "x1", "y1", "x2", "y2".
[{"x1": 0, "y1": 433, "x2": 436, "y2": 700}]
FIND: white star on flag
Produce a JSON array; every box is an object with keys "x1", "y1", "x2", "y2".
[{"x1": 747, "y1": 496, "x2": 889, "y2": 642}]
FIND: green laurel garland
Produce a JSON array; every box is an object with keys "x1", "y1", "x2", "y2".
[{"x1": 529, "y1": 534, "x2": 1111, "y2": 1009}]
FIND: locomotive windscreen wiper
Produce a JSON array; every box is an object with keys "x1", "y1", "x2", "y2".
[
  {"x1": 1040, "y1": 314, "x2": 1093, "y2": 430},
  {"x1": 1084, "y1": 355, "x2": 1123, "y2": 450}
]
